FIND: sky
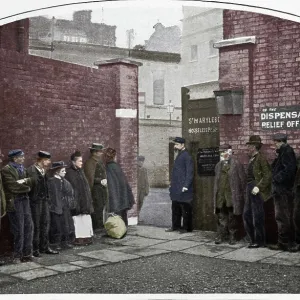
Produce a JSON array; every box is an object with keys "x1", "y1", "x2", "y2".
[{"x1": 43, "y1": 2, "x2": 184, "y2": 48}]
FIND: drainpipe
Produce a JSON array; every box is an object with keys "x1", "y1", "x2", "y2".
[{"x1": 16, "y1": 20, "x2": 25, "y2": 52}]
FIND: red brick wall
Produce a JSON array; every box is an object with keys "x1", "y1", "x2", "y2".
[
  {"x1": 220, "y1": 10, "x2": 300, "y2": 164},
  {"x1": 0, "y1": 20, "x2": 138, "y2": 214},
  {"x1": 0, "y1": 19, "x2": 29, "y2": 53}
]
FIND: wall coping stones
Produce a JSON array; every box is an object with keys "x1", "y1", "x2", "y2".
[{"x1": 213, "y1": 36, "x2": 256, "y2": 48}]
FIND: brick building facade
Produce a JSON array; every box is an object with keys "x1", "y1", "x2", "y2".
[
  {"x1": 215, "y1": 10, "x2": 300, "y2": 163},
  {"x1": 0, "y1": 19, "x2": 139, "y2": 254}
]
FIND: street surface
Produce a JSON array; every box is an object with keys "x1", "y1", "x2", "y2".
[
  {"x1": 0, "y1": 225, "x2": 300, "y2": 294},
  {"x1": 138, "y1": 188, "x2": 172, "y2": 228}
]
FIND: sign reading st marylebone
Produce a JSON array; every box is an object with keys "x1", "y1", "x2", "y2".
[
  {"x1": 188, "y1": 116, "x2": 219, "y2": 134},
  {"x1": 260, "y1": 106, "x2": 300, "y2": 130}
]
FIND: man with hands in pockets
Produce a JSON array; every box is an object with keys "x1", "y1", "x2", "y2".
[{"x1": 166, "y1": 137, "x2": 194, "y2": 234}]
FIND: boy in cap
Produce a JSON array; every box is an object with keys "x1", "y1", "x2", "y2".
[
  {"x1": 137, "y1": 156, "x2": 149, "y2": 214},
  {"x1": 269, "y1": 133, "x2": 298, "y2": 251},
  {"x1": 213, "y1": 144, "x2": 246, "y2": 245},
  {"x1": 48, "y1": 161, "x2": 74, "y2": 250},
  {"x1": 84, "y1": 143, "x2": 108, "y2": 229},
  {"x1": 27, "y1": 151, "x2": 58, "y2": 256},
  {"x1": 166, "y1": 137, "x2": 194, "y2": 233},
  {"x1": 1, "y1": 149, "x2": 34, "y2": 262},
  {"x1": 243, "y1": 136, "x2": 271, "y2": 248}
]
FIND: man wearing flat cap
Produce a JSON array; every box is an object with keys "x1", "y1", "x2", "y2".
[
  {"x1": 1, "y1": 149, "x2": 34, "y2": 263},
  {"x1": 243, "y1": 136, "x2": 271, "y2": 248},
  {"x1": 137, "y1": 156, "x2": 149, "y2": 215},
  {"x1": 27, "y1": 151, "x2": 58, "y2": 256},
  {"x1": 84, "y1": 143, "x2": 108, "y2": 230},
  {"x1": 166, "y1": 137, "x2": 194, "y2": 233},
  {"x1": 213, "y1": 144, "x2": 246, "y2": 245},
  {"x1": 269, "y1": 133, "x2": 298, "y2": 252}
]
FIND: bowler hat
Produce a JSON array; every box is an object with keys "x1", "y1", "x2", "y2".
[
  {"x1": 8, "y1": 149, "x2": 24, "y2": 158},
  {"x1": 246, "y1": 135, "x2": 263, "y2": 145},
  {"x1": 273, "y1": 133, "x2": 287, "y2": 142},
  {"x1": 89, "y1": 143, "x2": 105, "y2": 151},
  {"x1": 173, "y1": 137, "x2": 185, "y2": 144},
  {"x1": 50, "y1": 161, "x2": 67, "y2": 170},
  {"x1": 37, "y1": 151, "x2": 51, "y2": 159},
  {"x1": 218, "y1": 144, "x2": 232, "y2": 152}
]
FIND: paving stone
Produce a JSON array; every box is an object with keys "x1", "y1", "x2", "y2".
[
  {"x1": 12, "y1": 268, "x2": 58, "y2": 281},
  {"x1": 218, "y1": 247, "x2": 279, "y2": 262},
  {"x1": 150, "y1": 240, "x2": 201, "y2": 251},
  {"x1": 117, "y1": 236, "x2": 166, "y2": 247},
  {"x1": 204, "y1": 241, "x2": 247, "y2": 249},
  {"x1": 181, "y1": 244, "x2": 235, "y2": 257},
  {"x1": 69, "y1": 260, "x2": 109, "y2": 268},
  {"x1": 108, "y1": 245, "x2": 171, "y2": 257},
  {"x1": 260, "y1": 251, "x2": 300, "y2": 266},
  {"x1": 129, "y1": 226, "x2": 195, "y2": 240},
  {"x1": 34, "y1": 254, "x2": 81, "y2": 266},
  {"x1": 0, "y1": 262, "x2": 42, "y2": 275},
  {"x1": 180, "y1": 235, "x2": 212, "y2": 243},
  {"x1": 46, "y1": 263, "x2": 82, "y2": 273},
  {"x1": 0, "y1": 275, "x2": 20, "y2": 287},
  {"x1": 78, "y1": 249, "x2": 140, "y2": 262}
]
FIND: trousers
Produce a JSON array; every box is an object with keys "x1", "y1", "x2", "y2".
[
  {"x1": 216, "y1": 205, "x2": 237, "y2": 239},
  {"x1": 171, "y1": 201, "x2": 193, "y2": 231},
  {"x1": 8, "y1": 196, "x2": 33, "y2": 258},
  {"x1": 243, "y1": 183, "x2": 265, "y2": 245}
]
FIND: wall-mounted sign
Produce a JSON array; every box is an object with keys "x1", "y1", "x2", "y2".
[
  {"x1": 197, "y1": 147, "x2": 220, "y2": 176},
  {"x1": 260, "y1": 106, "x2": 300, "y2": 130},
  {"x1": 187, "y1": 100, "x2": 219, "y2": 136}
]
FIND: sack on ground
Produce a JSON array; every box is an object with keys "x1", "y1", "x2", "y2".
[{"x1": 104, "y1": 214, "x2": 127, "y2": 239}]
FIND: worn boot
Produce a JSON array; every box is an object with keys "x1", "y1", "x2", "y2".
[
  {"x1": 229, "y1": 233, "x2": 237, "y2": 245},
  {"x1": 215, "y1": 236, "x2": 225, "y2": 245}
]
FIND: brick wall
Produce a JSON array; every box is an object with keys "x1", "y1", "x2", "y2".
[
  {"x1": 0, "y1": 20, "x2": 139, "y2": 238},
  {"x1": 219, "y1": 10, "x2": 300, "y2": 164}
]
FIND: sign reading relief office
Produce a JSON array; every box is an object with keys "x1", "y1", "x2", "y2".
[{"x1": 260, "y1": 106, "x2": 300, "y2": 130}]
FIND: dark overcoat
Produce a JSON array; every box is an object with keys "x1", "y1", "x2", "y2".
[
  {"x1": 213, "y1": 157, "x2": 246, "y2": 215},
  {"x1": 251, "y1": 152, "x2": 272, "y2": 201},
  {"x1": 1, "y1": 164, "x2": 33, "y2": 212},
  {"x1": 65, "y1": 164, "x2": 94, "y2": 216},
  {"x1": 0, "y1": 174, "x2": 6, "y2": 221},
  {"x1": 272, "y1": 143, "x2": 297, "y2": 194},
  {"x1": 27, "y1": 165, "x2": 49, "y2": 204},
  {"x1": 169, "y1": 149, "x2": 194, "y2": 203},
  {"x1": 84, "y1": 156, "x2": 108, "y2": 208},
  {"x1": 106, "y1": 161, "x2": 135, "y2": 213},
  {"x1": 48, "y1": 177, "x2": 75, "y2": 215}
]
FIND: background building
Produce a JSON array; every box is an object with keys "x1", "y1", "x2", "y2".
[
  {"x1": 29, "y1": 15, "x2": 182, "y2": 188},
  {"x1": 30, "y1": 10, "x2": 116, "y2": 46}
]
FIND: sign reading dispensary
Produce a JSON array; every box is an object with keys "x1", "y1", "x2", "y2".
[{"x1": 260, "y1": 106, "x2": 300, "y2": 130}]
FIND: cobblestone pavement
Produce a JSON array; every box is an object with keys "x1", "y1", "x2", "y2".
[{"x1": 1, "y1": 225, "x2": 300, "y2": 293}]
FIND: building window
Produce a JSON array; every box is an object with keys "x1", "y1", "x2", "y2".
[
  {"x1": 190, "y1": 45, "x2": 198, "y2": 61},
  {"x1": 153, "y1": 79, "x2": 165, "y2": 105},
  {"x1": 209, "y1": 40, "x2": 218, "y2": 57}
]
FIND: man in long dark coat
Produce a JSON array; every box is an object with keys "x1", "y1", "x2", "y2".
[
  {"x1": 1, "y1": 149, "x2": 34, "y2": 263},
  {"x1": 213, "y1": 144, "x2": 246, "y2": 245},
  {"x1": 269, "y1": 133, "x2": 298, "y2": 252},
  {"x1": 243, "y1": 135, "x2": 272, "y2": 248},
  {"x1": 0, "y1": 152, "x2": 6, "y2": 231},
  {"x1": 28, "y1": 151, "x2": 58, "y2": 257},
  {"x1": 166, "y1": 137, "x2": 194, "y2": 233},
  {"x1": 84, "y1": 143, "x2": 108, "y2": 229}
]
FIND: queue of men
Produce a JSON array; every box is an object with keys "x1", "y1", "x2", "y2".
[{"x1": 213, "y1": 133, "x2": 300, "y2": 252}]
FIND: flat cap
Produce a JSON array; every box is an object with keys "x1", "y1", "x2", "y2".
[
  {"x1": 8, "y1": 149, "x2": 24, "y2": 158},
  {"x1": 272, "y1": 133, "x2": 287, "y2": 142},
  {"x1": 173, "y1": 137, "x2": 185, "y2": 144},
  {"x1": 89, "y1": 143, "x2": 105, "y2": 151},
  {"x1": 37, "y1": 151, "x2": 51, "y2": 159}
]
